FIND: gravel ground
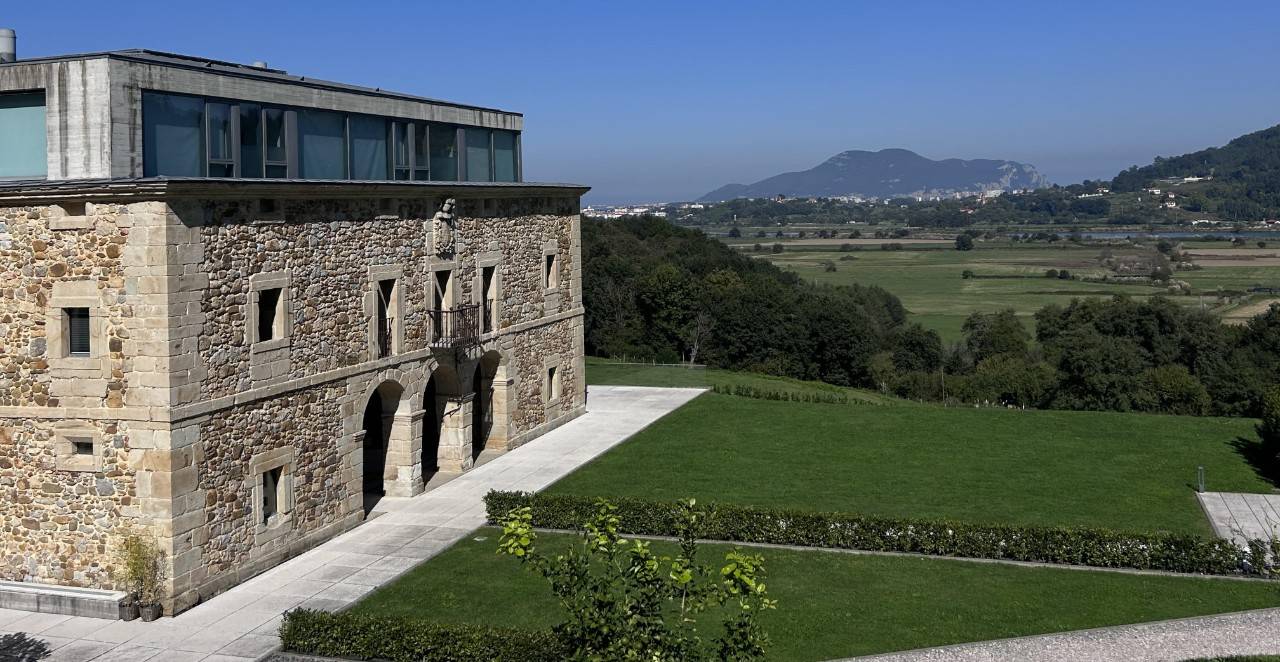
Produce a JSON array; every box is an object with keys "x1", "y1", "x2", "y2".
[{"x1": 839, "y1": 607, "x2": 1280, "y2": 662}]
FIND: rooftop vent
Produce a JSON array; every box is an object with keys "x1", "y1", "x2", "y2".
[
  {"x1": 0, "y1": 29, "x2": 15, "y2": 64},
  {"x1": 252, "y1": 60, "x2": 269, "y2": 69}
]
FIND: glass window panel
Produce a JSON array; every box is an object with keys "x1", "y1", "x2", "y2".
[
  {"x1": 207, "y1": 102, "x2": 233, "y2": 165},
  {"x1": 0, "y1": 92, "x2": 47, "y2": 179},
  {"x1": 465, "y1": 128, "x2": 491, "y2": 182},
  {"x1": 299, "y1": 109, "x2": 346, "y2": 179},
  {"x1": 142, "y1": 92, "x2": 204, "y2": 177},
  {"x1": 263, "y1": 108, "x2": 287, "y2": 166},
  {"x1": 392, "y1": 122, "x2": 410, "y2": 169},
  {"x1": 493, "y1": 131, "x2": 517, "y2": 182},
  {"x1": 429, "y1": 125, "x2": 457, "y2": 181},
  {"x1": 413, "y1": 122, "x2": 429, "y2": 177},
  {"x1": 349, "y1": 115, "x2": 388, "y2": 180},
  {"x1": 265, "y1": 164, "x2": 288, "y2": 178},
  {"x1": 240, "y1": 103, "x2": 262, "y2": 178}
]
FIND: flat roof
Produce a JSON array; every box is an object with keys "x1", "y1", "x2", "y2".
[{"x1": 0, "y1": 49, "x2": 522, "y2": 117}]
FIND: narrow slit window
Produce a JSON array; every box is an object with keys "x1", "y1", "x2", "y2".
[
  {"x1": 544, "y1": 253, "x2": 559, "y2": 289},
  {"x1": 546, "y1": 366, "x2": 560, "y2": 402},
  {"x1": 376, "y1": 279, "x2": 396, "y2": 358},
  {"x1": 66, "y1": 308, "x2": 91, "y2": 356},
  {"x1": 257, "y1": 287, "x2": 282, "y2": 343},
  {"x1": 481, "y1": 265, "x2": 497, "y2": 334},
  {"x1": 262, "y1": 466, "x2": 282, "y2": 525}
]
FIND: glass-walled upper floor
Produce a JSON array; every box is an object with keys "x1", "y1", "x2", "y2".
[
  {"x1": 0, "y1": 91, "x2": 47, "y2": 180},
  {"x1": 142, "y1": 91, "x2": 520, "y2": 182}
]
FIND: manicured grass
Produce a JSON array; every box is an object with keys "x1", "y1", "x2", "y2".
[
  {"x1": 352, "y1": 528, "x2": 1280, "y2": 662},
  {"x1": 586, "y1": 357, "x2": 894, "y2": 405},
  {"x1": 548, "y1": 393, "x2": 1273, "y2": 535}
]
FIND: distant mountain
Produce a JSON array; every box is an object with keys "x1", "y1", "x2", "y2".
[{"x1": 699, "y1": 148, "x2": 1049, "y2": 202}]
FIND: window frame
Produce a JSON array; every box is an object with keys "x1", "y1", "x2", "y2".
[
  {"x1": 144, "y1": 89, "x2": 504, "y2": 183},
  {"x1": 0, "y1": 89, "x2": 49, "y2": 181}
]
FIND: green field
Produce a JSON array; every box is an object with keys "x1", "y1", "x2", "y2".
[
  {"x1": 721, "y1": 239, "x2": 1280, "y2": 343},
  {"x1": 548, "y1": 391, "x2": 1272, "y2": 535},
  {"x1": 353, "y1": 528, "x2": 1280, "y2": 662}
]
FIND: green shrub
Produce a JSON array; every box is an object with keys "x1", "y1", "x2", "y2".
[
  {"x1": 710, "y1": 383, "x2": 850, "y2": 405},
  {"x1": 279, "y1": 609, "x2": 570, "y2": 662},
  {"x1": 486, "y1": 492, "x2": 1253, "y2": 576},
  {"x1": 1260, "y1": 385, "x2": 1280, "y2": 450}
]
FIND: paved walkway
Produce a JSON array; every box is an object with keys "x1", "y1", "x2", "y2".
[
  {"x1": 1198, "y1": 491, "x2": 1280, "y2": 546},
  {"x1": 0, "y1": 386, "x2": 704, "y2": 662},
  {"x1": 842, "y1": 606, "x2": 1280, "y2": 662}
]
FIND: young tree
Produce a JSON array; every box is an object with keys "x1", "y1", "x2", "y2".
[
  {"x1": 962, "y1": 310, "x2": 1029, "y2": 363},
  {"x1": 498, "y1": 500, "x2": 776, "y2": 661},
  {"x1": 954, "y1": 234, "x2": 975, "y2": 251}
]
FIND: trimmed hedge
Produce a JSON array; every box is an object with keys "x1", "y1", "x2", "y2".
[
  {"x1": 279, "y1": 609, "x2": 569, "y2": 662},
  {"x1": 710, "y1": 383, "x2": 851, "y2": 405},
  {"x1": 485, "y1": 491, "x2": 1254, "y2": 577}
]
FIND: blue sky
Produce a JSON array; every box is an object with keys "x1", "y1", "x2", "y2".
[{"x1": 8, "y1": 0, "x2": 1280, "y2": 203}]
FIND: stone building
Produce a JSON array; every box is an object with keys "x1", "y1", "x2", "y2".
[{"x1": 0, "y1": 42, "x2": 586, "y2": 614}]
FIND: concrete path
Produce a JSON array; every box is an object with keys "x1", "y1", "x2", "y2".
[
  {"x1": 0, "y1": 385, "x2": 704, "y2": 662},
  {"x1": 840, "y1": 606, "x2": 1280, "y2": 662},
  {"x1": 1198, "y1": 491, "x2": 1280, "y2": 546}
]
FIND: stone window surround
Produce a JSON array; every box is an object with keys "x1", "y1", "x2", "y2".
[
  {"x1": 542, "y1": 240, "x2": 561, "y2": 293},
  {"x1": 475, "y1": 251, "x2": 502, "y2": 338},
  {"x1": 247, "y1": 270, "x2": 292, "y2": 355},
  {"x1": 46, "y1": 280, "x2": 109, "y2": 374},
  {"x1": 542, "y1": 356, "x2": 562, "y2": 408},
  {"x1": 247, "y1": 446, "x2": 295, "y2": 544},
  {"x1": 54, "y1": 425, "x2": 102, "y2": 473},
  {"x1": 48, "y1": 202, "x2": 95, "y2": 231},
  {"x1": 426, "y1": 257, "x2": 457, "y2": 309},
  {"x1": 367, "y1": 264, "x2": 405, "y2": 358}
]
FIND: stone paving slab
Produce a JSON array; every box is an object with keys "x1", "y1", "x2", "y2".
[
  {"x1": 1198, "y1": 491, "x2": 1280, "y2": 546},
  {"x1": 839, "y1": 606, "x2": 1280, "y2": 662},
  {"x1": 0, "y1": 386, "x2": 703, "y2": 662}
]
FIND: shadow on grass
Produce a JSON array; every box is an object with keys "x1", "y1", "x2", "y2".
[
  {"x1": 1229, "y1": 435, "x2": 1280, "y2": 488},
  {"x1": 0, "y1": 633, "x2": 52, "y2": 661}
]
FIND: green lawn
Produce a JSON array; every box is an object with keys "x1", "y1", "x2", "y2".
[
  {"x1": 352, "y1": 528, "x2": 1280, "y2": 662},
  {"x1": 585, "y1": 357, "x2": 894, "y2": 404},
  {"x1": 548, "y1": 392, "x2": 1273, "y2": 535}
]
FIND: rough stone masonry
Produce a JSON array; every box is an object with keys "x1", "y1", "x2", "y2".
[{"x1": 0, "y1": 179, "x2": 588, "y2": 613}]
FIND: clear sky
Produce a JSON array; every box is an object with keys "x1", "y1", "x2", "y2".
[{"x1": 7, "y1": 0, "x2": 1280, "y2": 203}]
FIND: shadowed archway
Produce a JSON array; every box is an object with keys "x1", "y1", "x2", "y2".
[{"x1": 361, "y1": 380, "x2": 404, "y2": 514}]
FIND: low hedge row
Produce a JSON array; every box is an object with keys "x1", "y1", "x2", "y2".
[
  {"x1": 484, "y1": 491, "x2": 1253, "y2": 576},
  {"x1": 710, "y1": 383, "x2": 852, "y2": 405},
  {"x1": 279, "y1": 609, "x2": 568, "y2": 662}
]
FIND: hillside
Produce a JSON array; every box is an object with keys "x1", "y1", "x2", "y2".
[
  {"x1": 699, "y1": 148, "x2": 1049, "y2": 202},
  {"x1": 1111, "y1": 123, "x2": 1280, "y2": 218}
]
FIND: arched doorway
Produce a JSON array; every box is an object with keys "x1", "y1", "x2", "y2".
[
  {"x1": 421, "y1": 377, "x2": 440, "y2": 479},
  {"x1": 472, "y1": 363, "x2": 490, "y2": 460},
  {"x1": 361, "y1": 381, "x2": 403, "y2": 514}
]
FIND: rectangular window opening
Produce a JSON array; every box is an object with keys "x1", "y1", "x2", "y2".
[
  {"x1": 71, "y1": 439, "x2": 94, "y2": 456},
  {"x1": 481, "y1": 266, "x2": 497, "y2": 334},
  {"x1": 257, "y1": 287, "x2": 282, "y2": 343},
  {"x1": 546, "y1": 366, "x2": 560, "y2": 402},
  {"x1": 376, "y1": 279, "x2": 396, "y2": 358},
  {"x1": 65, "y1": 308, "x2": 91, "y2": 356},
  {"x1": 544, "y1": 253, "x2": 559, "y2": 289},
  {"x1": 262, "y1": 466, "x2": 282, "y2": 526}
]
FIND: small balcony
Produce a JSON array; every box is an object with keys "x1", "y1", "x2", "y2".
[{"x1": 428, "y1": 304, "x2": 481, "y2": 349}]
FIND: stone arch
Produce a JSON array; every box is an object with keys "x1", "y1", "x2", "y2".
[
  {"x1": 359, "y1": 379, "x2": 406, "y2": 513},
  {"x1": 425, "y1": 363, "x2": 476, "y2": 473}
]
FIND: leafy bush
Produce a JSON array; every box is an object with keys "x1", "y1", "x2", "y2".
[
  {"x1": 486, "y1": 491, "x2": 1255, "y2": 576},
  {"x1": 279, "y1": 609, "x2": 570, "y2": 662},
  {"x1": 498, "y1": 499, "x2": 775, "y2": 661},
  {"x1": 1261, "y1": 385, "x2": 1280, "y2": 455}
]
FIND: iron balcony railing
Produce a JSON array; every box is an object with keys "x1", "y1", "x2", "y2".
[{"x1": 428, "y1": 303, "x2": 481, "y2": 348}]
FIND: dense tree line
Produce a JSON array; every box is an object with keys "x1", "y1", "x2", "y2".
[
  {"x1": 586, "y1": 215, "x2": 1280, "y2": 418},
  {"x1": 583, "y1": 215, "x2": 905, "y2": 385},
  {"x1": 884, "y1": 298, "x2": 1280, "y2": 417}
]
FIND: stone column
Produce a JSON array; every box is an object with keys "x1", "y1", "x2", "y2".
[
  {"x1": 383, "y1": 409, "x2": 424, "y2": 497},
  {"x1": 435, "y1": 393, "x2": 474, "y2": 473}
]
